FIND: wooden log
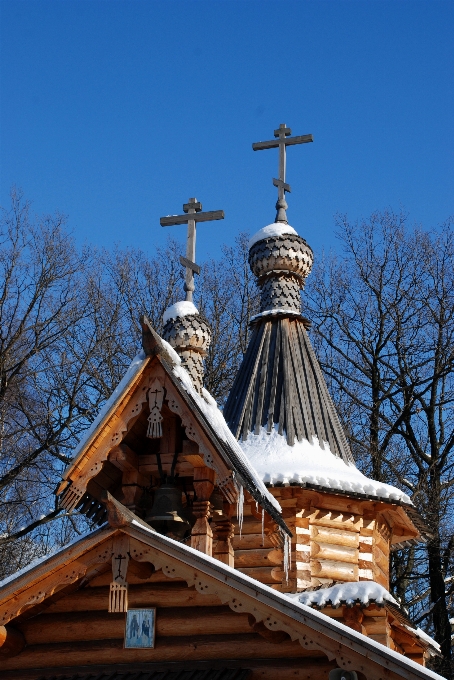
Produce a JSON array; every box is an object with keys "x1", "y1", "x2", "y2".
[
  {"x1": 311, "y1": 526, "x2": 359, "y2": 548},
  {"x1": 18, "y1": 606, "x2": 252, "y2": 644},
  {"x1": 0, "y1": 626, "x2": 26, "y2": 658},
  {"x1": 233, "y1": 533, "x2": 274, "y2": 550},
  {"x1": 236, "y1": 567, "x2": 281, "y2": 583},
  {"x1": 45, "y1": 584, "x2": 222, "y2": 613},
  {"x1": 310, "y1": 559, "x2": 358, "y2": 582},
  {"x1": 311, "y1": 542, "x2": 358, "y2": 564},
  {"x1": 234, "y1": 549, "x2": 283, "y2": 568},
  {"x1": 2, "y1": 633, "x2": 315, "y2": 670}
]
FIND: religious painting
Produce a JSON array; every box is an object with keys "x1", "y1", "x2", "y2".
[{"x1": 124, "y1": 608, "x2": 156, "y2": 648}]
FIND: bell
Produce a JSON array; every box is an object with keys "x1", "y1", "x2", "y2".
[{"x1": 145, "y1": 483, "x2": 191, "y2": 540}]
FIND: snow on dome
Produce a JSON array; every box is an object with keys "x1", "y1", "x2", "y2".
[
  {"x1": 286, "y1": 582, "x2": 398, "y2": 609},
  {"x1": 163, "y1": 300, "x2": 199, "y2": 323},
  {"x1": 248, "y1": 223, "x2": 298, "y2": 249},
  {"x1": 239, "y1": 427, "x2": 411, "y2": 504}
]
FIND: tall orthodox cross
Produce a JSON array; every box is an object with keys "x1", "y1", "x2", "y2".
[
  {"x1": 252, "y1": 123, "x2": 313, "y2": 223},
  {"x1": 160, "y1": 198, "x2": 224, "y2": 302}
]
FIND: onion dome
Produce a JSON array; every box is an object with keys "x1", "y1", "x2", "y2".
[
  {"x1": 224, "y1": 223, "x2": 355, "y2": 466},
  {"x1": 162, "y1": 301, "x2": 211, "y2": 393},
  {"x1": 249, "y1": 223, "x2": 313, "y2": 316}
]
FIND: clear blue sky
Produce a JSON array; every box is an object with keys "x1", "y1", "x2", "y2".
[{"x1": 1, "y1": 1, "x2": 453, "y2": 263}]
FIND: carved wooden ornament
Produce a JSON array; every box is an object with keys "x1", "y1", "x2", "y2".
[
  {"x1": 109, "y1": 534, "x2": 130, "y2": 613},
  {"x1": 147, "y1": 379, "x2": 165, "y2": 439}
]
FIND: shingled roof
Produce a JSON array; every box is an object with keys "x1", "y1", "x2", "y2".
[{"x1": 223, "y1": 223, "x2": 354, "y2": 464}]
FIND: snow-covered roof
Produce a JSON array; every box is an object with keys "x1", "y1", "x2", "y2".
[
  {"x1": 240, "y1": 427, "x2": 411, "y2": 504},
  {"x1": 287, "y1": 581, "x2": 398, "y2": 609},
  {"x1": 248, "y1": 222, "x2": 298, "y2": 249},
  {"x1": 163, "y1": 300, "x2": 199, "y2": 323}
]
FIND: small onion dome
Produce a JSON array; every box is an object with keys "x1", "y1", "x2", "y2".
[
  {"x1": 248, "y1": 222, "x2": 313, "y2": 282},
  {"x1": 162, "y1": 301, "x2": 211, "y2": 354},
  {"x1": 162, "y1": 301, "x2": 211, "y2": 393}
]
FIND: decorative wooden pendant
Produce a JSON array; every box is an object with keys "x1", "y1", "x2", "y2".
[
  {"x1": 109, "y1": 534, "x2": 130, "y2": 613},
  {"x1": 147, "y1": 379, "x2": 165, "y2": 439}
]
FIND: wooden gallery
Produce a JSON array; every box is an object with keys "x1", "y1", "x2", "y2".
[{"x1": 0, "y1": 125, "x2": 444, "y2": 680}]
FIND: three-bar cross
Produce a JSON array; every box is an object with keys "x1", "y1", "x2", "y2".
[
  {"x1": 160, "y1": 198, "x2": 224, "y2": 302},
  {"x1": 252, "y1": 123, "x2": 313, "y2": 222}
]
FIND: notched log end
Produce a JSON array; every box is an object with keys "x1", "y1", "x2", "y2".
[
  {"x1": 100, "y1": 491, "x2": 156, "y2": 535},
  {"x1": 0, "y1": 625, "x2": 26, "y2": 658}
]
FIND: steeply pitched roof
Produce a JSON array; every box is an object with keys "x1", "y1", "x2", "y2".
[
  {"x1": 224, "y1": 316, "x2": 354, "y2": 462},
  {"x1": 58, "y1": 318, "x2": 287, "y2": 535}
]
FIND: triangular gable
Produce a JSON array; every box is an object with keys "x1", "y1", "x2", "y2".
[
  {"x1": 0, "y1": 500, "x2": 444, "y2": 680},
  {"x1": 57, "y1": 318, "x2": 285, "y2": 533}
]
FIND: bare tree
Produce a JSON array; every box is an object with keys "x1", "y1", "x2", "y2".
[
  {"x1": 0, "y1": 190, "x2": 134, "y2": 576},
  {"x1": 306, "y1": 211, "x2": 454, "y2": 676}
]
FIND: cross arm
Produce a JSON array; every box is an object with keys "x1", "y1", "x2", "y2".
[
  {"x1": 252, "y1": 134, "x2": 313, "y2": 151},
  {"x1": 160, "y1": 210, "x2": 225, "y2": 227}
]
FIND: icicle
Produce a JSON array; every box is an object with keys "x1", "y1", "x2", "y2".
[
  {"x1": 236, "y1": 484, "x2": 244, "y2": 538},
  {"x1": 283, "y1": 532, "x2": 291, "y2": 584},
  {"x1": 261, "y1": 508, "x2": 265, "y2": 546}
]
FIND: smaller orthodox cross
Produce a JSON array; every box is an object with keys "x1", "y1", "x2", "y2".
[
  {"x1": 252, "y1": 123, "x2": 313, "y2": 222},
  {"x1": 160, "y1": 199, "x2": 224, "y2": 302}
]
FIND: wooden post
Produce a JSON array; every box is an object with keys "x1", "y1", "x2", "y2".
[
  {"x1": 191, "y1": 466, "x2": 216, "y2": 556},
  {"x1": 213, "y1": 502, "x2": 235, "y2": 567}
]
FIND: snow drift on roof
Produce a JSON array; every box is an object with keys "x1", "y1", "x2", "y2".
[
  {"x1": 239, "y1": 427, "x2": 411, "y2": 504},
  {"x1": 163, "y1": 300, "x2": 199, "y2": 323},
  {"x1": 287, "y1": 581, "x2": 398, "y2": 608},
  {"x1": 248, "y1": 223, "x2": 298, "y2": 249}
]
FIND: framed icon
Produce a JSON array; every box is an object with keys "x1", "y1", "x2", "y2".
[{"x1": 124, "y1": 608, "x2": 156, "y2": 648}]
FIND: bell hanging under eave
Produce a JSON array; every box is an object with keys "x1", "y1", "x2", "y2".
[{"x1": 144, "y1": 483, "x2": 191, "y2": 541}]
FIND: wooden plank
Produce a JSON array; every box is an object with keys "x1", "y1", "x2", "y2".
[
  {"x1": 224, "y1": 325, "x2": 263, "y2": 436},
  {"x1": 254, "y1": 323, "x2": 271, "y2": 434},
  {"x1": 287, "y1": 321, "x2": 307, "y2": 442},
  {"x1": 280, "y1": 319, "x2": 295, "y2": 445},
  {"x1": 267, "y1": 321, "x2": 281, "y2": 432},
  {"x1": 241, "y1": 325, "x2": 268, "y2": 440}
]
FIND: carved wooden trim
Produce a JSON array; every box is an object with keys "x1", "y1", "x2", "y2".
[
  {"x1": 0, "y1": 540, "x2": 113, "y2": 626},
  {"x1": 60, "y1": 375, "x2": 152, "y2": 510}
]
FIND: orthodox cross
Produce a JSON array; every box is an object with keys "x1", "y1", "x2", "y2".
[
  {"x1": 160, "y1": 198, "x2": 224, "y2": 302},
  {"x1": 252, "y1": 123, "x2": 313, "y2": 223}
]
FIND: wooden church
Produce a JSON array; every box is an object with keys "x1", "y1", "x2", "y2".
[{"x1": 0, "y1": 125, "x2": 443, "y2": 680}]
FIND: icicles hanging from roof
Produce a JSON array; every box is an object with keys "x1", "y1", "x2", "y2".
[{"x1": 236, "y1": 483, "x2": 244, "y2": 538}]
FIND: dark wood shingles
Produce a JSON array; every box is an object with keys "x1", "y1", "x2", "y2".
[
  {"x1": 240, "y1": 325, "x2": 268, "y2": 441},
  {"x1": 266, "y1": 321, "x2": 281, "y2": 434},
  {"x1": 254, "y1": 323, "x2": 271, "y2": 435}
]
